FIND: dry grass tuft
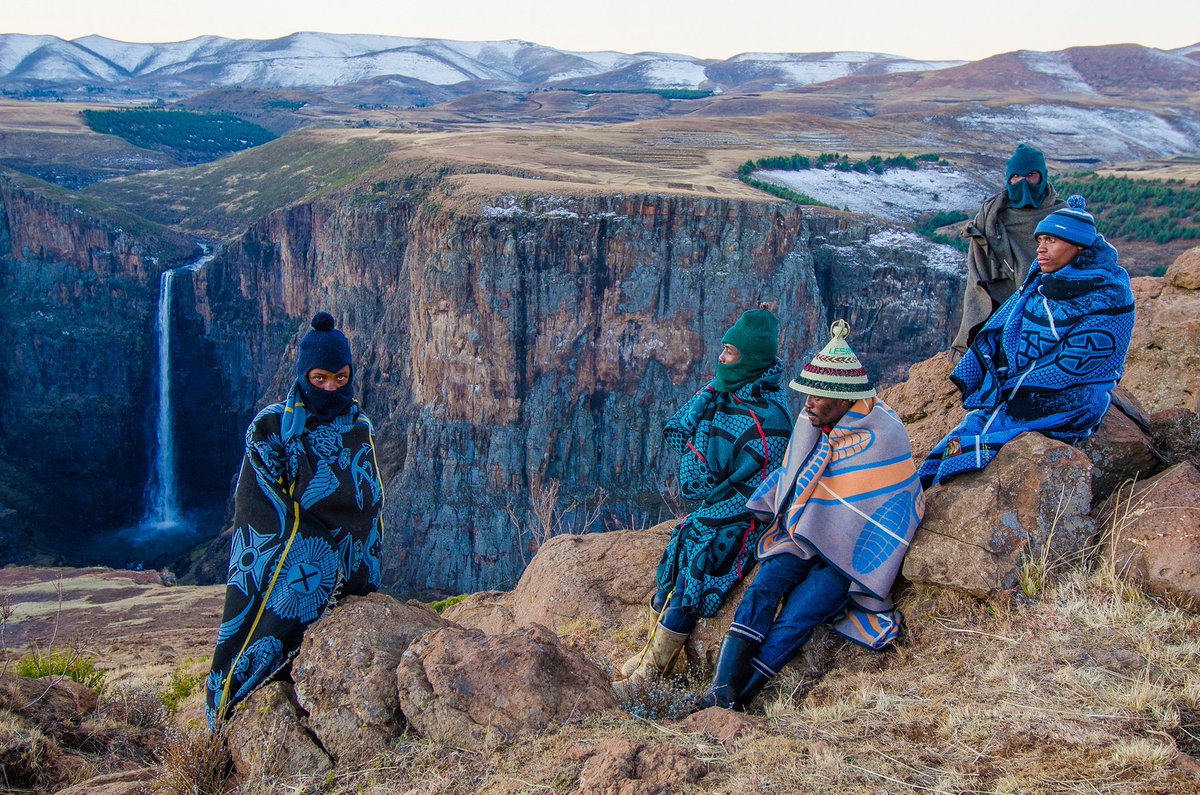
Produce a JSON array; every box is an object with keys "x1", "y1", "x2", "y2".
[{"x1": 155, "y1": 722, "x2": 233, "y2": 795}]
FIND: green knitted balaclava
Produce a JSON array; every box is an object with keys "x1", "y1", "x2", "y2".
[
  {"x1": 1005, "y1": 143, "x2": 1050, "y2": 208},
  {"x1": 714, "y1": 307, "x2": 780, "y2": 393}
]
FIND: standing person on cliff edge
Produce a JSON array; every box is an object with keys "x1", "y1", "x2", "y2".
[
  {"x1": 950, "y1": 144, "x2": 1066, "y2": 363},
  {"x1": 613, "y1": 304, "x2": 793, "y2": 696},
  {"x1": 206, "y1": 312, "x2": 385, "y2": 728}
]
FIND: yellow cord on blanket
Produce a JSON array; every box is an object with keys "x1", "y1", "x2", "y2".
[{"x1": 630, "y1": 587, "x2": 675, "y2": 670}]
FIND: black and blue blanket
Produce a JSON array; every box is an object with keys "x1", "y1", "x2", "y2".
[
  {"x1": 656, "y1": 359, "x2": 793, "y2": 617},
  {"x1": 206, "y1": 387, "x2": 384, "y2": 726},
  {"x1": 920, "y1": 235, "x2": 1134, "y2": 487}
]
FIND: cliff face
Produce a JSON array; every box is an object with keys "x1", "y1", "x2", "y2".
[
  {"x1": 0, "y1": 175, "x2": 201, "y2": 562},
  {"x1": 178, "y1": 189, "x2": 964, "y2": 595}
]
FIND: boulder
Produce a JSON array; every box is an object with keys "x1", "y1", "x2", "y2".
[
  {"x1": 903, "y1": 433, "x2": 1095, "y2": 598},
  {"x1": 292, "y1": 593, "x2": 449, "y2": 766},
  {"x1": 53, "y1": 767, "x2": 160, "y2": 795},
  {"x1": 0, "y1": 674, "x2": 98, "y2": 740},
  {"x1": 1148, "y1": 408, "x2": 1200, "y2": 468},
  {"x1": 1075, "y1": 403, "x2": 1163, "y2": 501},
  {"x1": 1166, "y1": 246, "x2": 1200, "y2": 290},
  {"x1": 395, "y1": 623, "x2": 617, "y2": 750},
  {"x1": 227, "y1": 682, "x2": 332, "y2": 782},
  {"x1": 876, "y1": 352, "x2": 966, "y2": 462},
  {"x1": 1123, "y1": 248, "x2": 1200, "y2": 413},
  {"x1": 1095, "y1": 462, "x2": 1200, "y2": 610},
  {"x1": 571, "y1": 738, "x2": 708, "y2": 794},
  {"x1": 506, "y1": 523, "x2": 838, "y2": 672},
  {"x1": 511, "y1": 524, "x2": 672, "y2": 632},
  {"x1": 442, "y1": 590, "x2": 517, "y2": 635},
  {"x1": 680, "y1": 707, "x2": 765, "y2": 751}
]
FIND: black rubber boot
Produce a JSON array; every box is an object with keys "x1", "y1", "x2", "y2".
[
  {"x1": 733, "y1": 667, "x2": 774, "y2": 711},
  {"x1": 693, "y1": 634, "x2": 758, "y2": 710}
]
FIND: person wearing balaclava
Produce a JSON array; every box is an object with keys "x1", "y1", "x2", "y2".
[
  {"x1": 949, "y1": 143, "x2": 1066, "y2": 363},
  {"x1": 207, "y1": 312, "x2": 385, "y2": 728},
  {"x1": 613, "y1": 305, "x2": 793, "y2": 697}
]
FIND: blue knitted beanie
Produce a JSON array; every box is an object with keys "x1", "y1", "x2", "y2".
[
  {"x1": 296, "y1": 312, "x2": 353, "y2": 383},
  {"x1": 1034, "y1": 195, "x2": 1097, "y2": 248}
]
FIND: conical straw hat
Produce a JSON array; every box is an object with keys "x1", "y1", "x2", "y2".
[{"x1": 789, "y1": 320, "x2": 876, "y2": 400}]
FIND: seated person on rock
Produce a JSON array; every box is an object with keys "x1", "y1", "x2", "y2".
[
  {"x1": 696, "y1": 321, "x2": 925, "y2": 711},
  {"x1": 207, "y1": 312, "x2": 385, "y2": 728},
  {"x1": 920, "y1": 197, "x2": 1135, "y2": 488},
  {"x1": 950, "y1": 143, "x2": 1066, "y2": 364},
  {"x1": 615, "y1": 305, "x2": 793, "y2": 692}
]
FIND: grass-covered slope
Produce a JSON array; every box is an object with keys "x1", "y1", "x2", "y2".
[{"x1": 81, "y1": 130, "x2": 395, "y2": 239}]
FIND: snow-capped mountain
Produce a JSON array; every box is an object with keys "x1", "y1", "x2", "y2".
[{"x1": 0, "y1": 31, "x2": 963, "y2": 93}]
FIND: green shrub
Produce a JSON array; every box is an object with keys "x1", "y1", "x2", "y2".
[
  {"x1": 160, "y1": 665, "x2": 204, "y2": 716},
  {"x1": 81, "y1": 108, "x2": 276, "y2": 159},
  {"x1": 430, "y1": 593, "x2": 469, "y2": 613},
  {"x1": 16, "y1": 646, "x2": 107, "y2": 691}
]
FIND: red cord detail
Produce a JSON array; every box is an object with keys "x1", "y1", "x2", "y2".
[{"x1": 686, "y1": 439, "x2": 708, "y2": 465}]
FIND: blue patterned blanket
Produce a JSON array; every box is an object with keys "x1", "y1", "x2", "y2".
[
  {"x1": 207, "y1": 387, "x2": 384, "y2": 726},
  {"x1": 750, "y1": 398, "x2": 924, "y2": 650},
  {"x1": 920, "y1": 235, "x2": 1134, "y2": 487}
]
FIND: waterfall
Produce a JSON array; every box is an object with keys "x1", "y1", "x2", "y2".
[{"x1": 142, "y1": 249, "x2": 212, "y2": 530}]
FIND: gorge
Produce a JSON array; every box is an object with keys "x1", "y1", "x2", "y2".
[{"x1": 0, "y1": 170, "x2": 963, "y2": 594}]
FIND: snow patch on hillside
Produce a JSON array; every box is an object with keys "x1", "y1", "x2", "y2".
[
  {"x1": 863, "y1": 228, "x2": 965, "y2": 275},
  {"x1": 641, "y1": 60, "x2": 708, "y2": 88},
  {"x1": 956, "y1": 105, "x2": 1196, "y2": 160},
  {"x1": 1019, "y1": 51, "x2": 1097, "y2": 96},
  {"x1": 754, "y1": 164, "x2": 990, "y2": 222}
]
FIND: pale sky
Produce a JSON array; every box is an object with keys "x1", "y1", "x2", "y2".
[{"x1": 5, "y1": 0, "x2": 1198, "y2": 62}]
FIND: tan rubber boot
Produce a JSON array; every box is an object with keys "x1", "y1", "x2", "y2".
[{"x1": 612, "y1": 623, "x2": 688, "y2": 699}]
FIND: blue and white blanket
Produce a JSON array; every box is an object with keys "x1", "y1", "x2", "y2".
[{"x1": 920, "y1": 235, "x2": 1134, "y2": 487}]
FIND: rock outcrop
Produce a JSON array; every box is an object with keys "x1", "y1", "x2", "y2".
[
  {"x1": 902, "y1": 433, "x2": 1095, "y2": 597},
  {"x1": 1095, "y1": 462, "x2": 1200, "y2": 610},
  {"x1": 176, "y1": 187, "x2": 965, "y2": 595},
  {"x1": 291, "y1": 593, "x2": 449, "y2": 766},
  {"x1": 0, "y1": 174, "x2": 201, "y2": 564},
  {"x1": 570, "y1": 738, "x2": 709, "y2": 794},
  {"x1": 1123, "y1": 247, "x2": 1200, "y2": 413},
  {"x1": 395, "y1": 623, "x2": 617, "y2": 750},
  {"x1": 227, "y1": 682, "x2": 332, "y2": 782}
]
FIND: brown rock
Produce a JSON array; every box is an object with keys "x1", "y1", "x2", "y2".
[
  {"x1": 877, "y1": 352, "x2": 967, "y2": 462},
  {"x1": 505, "y1": 522, "x2": 835, "y2": 672},
  {"x1": 1122, "y1": 250, "x2": 1200, "y2": 414},
  {"x1": 227, "y1": 682, "x2": 332, "y2": 782},
  {"x1": 574, "y1": 738, "x2": 708, "y2": 794},
  {"x1": 1076, "y1": 405, "x2": 1163, "y2": 501},
  {"x1": 903, "y1": 433, "x2": 1095, "y2": 597},
  {"x1": 53, "y1": 766, "x2": 159, "y2": 795},
  {"x1": 292, "y1": 592, "x2": 448, "y2": 766},
  {"x1": 512, "y1": 524, "x2": 673, "y2": 632},
  {"x1": 1148, "y1": 408, "x2": 1200, "y2": 467},
  {"x1": 395, "y1": 623, "x2": 617, "y2": 750},
  {"x1": 1166, "y1": 246, "x2": 1200, "y2": 290},
  {"x1": 1096, "y1": 462, "x2": 1200, "y2": 610},
  {"x1": 679, "y1": 707, "x2": 764, "y2": 750},
  {"x1": 442, "y1": 590, "x2": 517, "y2": 635},
  {"x1": 0, "y1": 674, "x2": 99, "y2": 737}
]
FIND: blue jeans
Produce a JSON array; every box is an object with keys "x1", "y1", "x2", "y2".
[
  {"x1": 729, "y1": 553, "x2": 850, "y2": 675},
  {"x1": 654, "y1": 571, "x2": 699, "y2": 635}
]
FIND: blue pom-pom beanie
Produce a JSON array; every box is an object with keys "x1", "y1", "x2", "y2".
[
  {"x1": 1034, "y1": 195, "x2": 1097, "y2": 248},
  {"x1": 296, "y1": 312, "x2": 353, "y2": 383}
]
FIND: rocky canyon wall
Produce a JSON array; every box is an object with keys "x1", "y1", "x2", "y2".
[
  {"x1": 178, "y1": 187, "x2": 964, "y2": 595},
  {"x1": 0, "y1": 175, "x2": 200, "y2": 562}
]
